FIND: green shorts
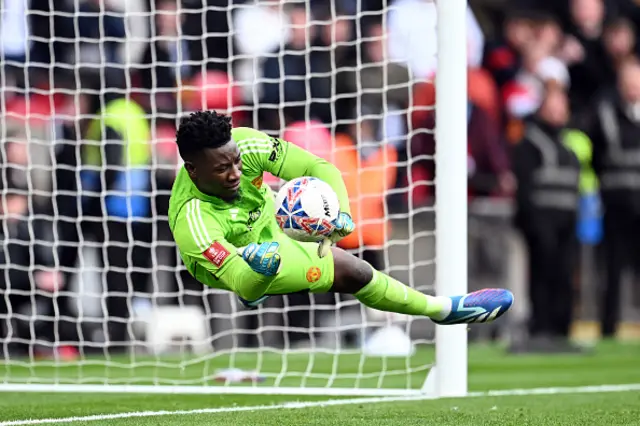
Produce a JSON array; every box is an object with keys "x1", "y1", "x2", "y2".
[{"x1": 260, "y1": 223, "x2": 335, "y2": 295}]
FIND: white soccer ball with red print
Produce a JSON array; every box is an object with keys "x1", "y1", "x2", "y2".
[{"x1": 274, "y1": 177, "x2": 340, "y2": 242}]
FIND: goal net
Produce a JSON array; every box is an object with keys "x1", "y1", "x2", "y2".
[{"x1": 0, "y1": 0, "x2": 467, "y2": 396}]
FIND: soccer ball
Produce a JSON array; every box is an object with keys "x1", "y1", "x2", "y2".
[{"x1": 274, "y1": 177, "x2": 340, "y2": 242}]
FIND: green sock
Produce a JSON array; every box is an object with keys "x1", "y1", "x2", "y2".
[{"x1": 354, "y1": 268, "x2": 449, "y2": 318}]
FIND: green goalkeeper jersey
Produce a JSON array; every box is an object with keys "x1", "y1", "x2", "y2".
[{"x1": 168, "y1": 127, "x2": 350, "y2": 298}]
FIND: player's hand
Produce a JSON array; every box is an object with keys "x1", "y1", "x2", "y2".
[
  {"x1": 331, "y1": 212, "x2": 355, "y2": 241},
  {"x1": 237, "y1": 242, "x2": 282, "y2": 276},
  {"x1": 318, "y1": 212, "x2": 355, "y2": 258}
]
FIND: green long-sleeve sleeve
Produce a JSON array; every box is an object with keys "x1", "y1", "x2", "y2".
[
  {"x1": 277, "y1": 143, "x2": 351, "y2": 216},
  {"x1": 233, "y1": 127, "x2": 351, "y2": 216},
  {"x1": 216, "y1": 255, "x2": 276, "y2": 301}
]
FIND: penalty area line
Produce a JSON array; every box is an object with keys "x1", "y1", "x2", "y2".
[{"x1": 2, "y1": 383, "x2": 640, "y2": 425}]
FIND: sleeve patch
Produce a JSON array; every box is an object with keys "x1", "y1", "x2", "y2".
[
  {"x1": 269, "y1": 137, "x2": 283, "y2": 162},
  {"x1": 203, "y1": 241, "x2": 231, "y2": 267}
]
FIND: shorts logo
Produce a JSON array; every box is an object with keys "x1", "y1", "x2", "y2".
[
  {"x1": 203, "y1": 241, "x2": 230, "y2": 267},
  {"x1": 251, "y1": 176, "x2": 263, "y2": 189},
  {"x1": 306, "y1": 266, "x2": 322, "y2": 283}
]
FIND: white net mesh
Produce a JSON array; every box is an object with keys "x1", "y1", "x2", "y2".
[{"x1": 0, "y1": 0, "x2": 439, "y2": 394}]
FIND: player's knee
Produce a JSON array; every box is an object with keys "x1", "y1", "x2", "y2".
[{"x1": 330, "y1": 247, "x2": 373, "y2": 294}]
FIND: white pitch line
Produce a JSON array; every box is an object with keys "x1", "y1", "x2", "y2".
[{"x1": 2, "y1": 383, "x2": 640, "y2": 426}]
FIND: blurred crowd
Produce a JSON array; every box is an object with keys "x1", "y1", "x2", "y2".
[{"x1": 2, "y1": 0, "x2": 640, "y2": 358}]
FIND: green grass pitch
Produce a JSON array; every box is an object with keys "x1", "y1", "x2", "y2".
[{"x1": 1, "y1": 341, "x2": 640, "y2": 425}]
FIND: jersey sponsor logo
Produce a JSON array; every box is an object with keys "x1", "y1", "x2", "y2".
[
  {"x1": 306, "y1": 266, "x2": 322, "y2": 283},
  {"x1": 248, "y1": 209, "x2": 261, "y2": 223},
  {"x1": 203, "y1": 241, "x2": 231, "y2": 267},
  {"x1": 247, "y1": 208, "x2": 261, "y2": 231},
  {"x1": 251, "y1": 175, "x2": 263, "y2": 189},
  {"x1": 269, "y1": 138, "x2": 283, "y2": 162}
]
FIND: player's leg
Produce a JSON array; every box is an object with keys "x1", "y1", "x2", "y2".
[
  {"x1": 235, "y1": 226, "x2": 337, "y2": 309},
  {"x1": 329, "y1": 247, "x2": 514, "y2": 325},
  {"x1": 256, "y1": 234, "x2": 337, "y2": 296},
  {"x1": 251, "y1": 230, "x2": 513, "y2": 324}
]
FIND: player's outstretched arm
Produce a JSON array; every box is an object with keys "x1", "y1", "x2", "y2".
[
  {"x1": 172, "y1": 200, "x2": 280, "y2": 302},
  {"x1": 277, "y1": 143, "x2": 351, "y2": 217},
  {"x1": 236, "y1": 242, "x2": 282, "y2": 277},
  {"x1": 190, "y1": 243, "x2": 280, "y2": 302},
  {"x1": 328, "y1": 246, "x2": 514, "y2": 325},
  {"x1": 235, "y1": 127, "x2": 354, "y2": 255},
  {"x1": 234, "y1": 127, "x2": 351, "y2": 216},
  {"x1": 215, "y1": 254, "x2": 279, "y2": 302}
]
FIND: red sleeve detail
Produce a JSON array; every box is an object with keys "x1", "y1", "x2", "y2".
[{"x1": 203, "y1": 241, "x2": 231, "y2": 267}]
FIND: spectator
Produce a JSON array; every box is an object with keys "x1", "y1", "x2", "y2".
[
  {"x1": 511, "y1": 83, "x2": 581, "y2": 353},
  {"x1": 260, "y1": 5, "x2": 313, "y2": 130},
  {"x1": 259, "y1": 3, "x2": 356, "y2": 130},
  {"x1": 387, "y1": 0, "x2": 484, "y2": 80},
  {"x1": 494, "y1": 12, "x2": 572, "y2": 141},
  {"x1": 182, "y1": 0, "x2": 231, "y2": 73},
  {"x1": 55, "y1": 68, "x2": 153, "y2": 354},
  {"x1": 0, "y1": 0, "x2": 31, "y2": 93},
  {"x1": 346, "y1": 22, "x2": 411, "y2": 155},
  {"x1": 565, "y1": 0, "x2": 614, "y2": 117},
  {"x1": 0, "y1": 128, "x2": 72, "y2": 359},
  {"x1": 76, "y1": 0, "x2": 126, "y2": 65},
  {"x1": 28, "y1": 0, "x2": 76, "y2": 83},
  {"x1": 612, "y1": 0, "x2": 640, "y2": 35},
  {"x1": 588, "y1": 58, "x2": 640, "y2": 337},
  {"x1": 468, "y1": 102, "x2": 516, "y2": 197},
  {"x1": 503, "y1": 13, "x2": 570, "y2": 120},
  {"x1": 233, "y1": 0, "x2": 292, "y2": 103},
  {"x1": 483, "y1": 8, "x2": 535, "y2": 91},
  {"x1": 418, "y1": 100, "x2": 514, "y2": 199},
  {"x1": 308, "y1": 3, "x2": 358, "y2": 133},
  {"x1": 234, "y1": 0, "x2": 292, "y2": 59},
  {"x1": 139, "y1": 0, "x2": 194, "y2": 114},
  {"x1": 602, "y1": 17, "x2": 637, "y2": 72},
  {"x1": 0, "y1": 0, "x2": 77, "y2": 93}
]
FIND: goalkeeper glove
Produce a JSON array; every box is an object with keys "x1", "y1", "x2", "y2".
[
  {"x1": 237, "y1": 242, "x2": 282, "y2": 276},
  {"x1": 318, "y1": 212, "x2": 356, "y2": 258},
  {"x1": 332, "y1": 212, "x2": 356, "y2": 240}
]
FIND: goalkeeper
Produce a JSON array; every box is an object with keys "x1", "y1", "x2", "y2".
[{"x1": 169, "y1": 111, "x2": 513, "y2": 324}]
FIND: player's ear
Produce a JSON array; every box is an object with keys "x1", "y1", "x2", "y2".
[{"x1": 184, "y1": 161, "x2": 196, "y2": 178}]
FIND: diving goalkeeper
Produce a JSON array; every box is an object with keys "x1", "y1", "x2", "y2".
[{"x1": 168, "y1": 111, "x2": 513, "y2": 323}]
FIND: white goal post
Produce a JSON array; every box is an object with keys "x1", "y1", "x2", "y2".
[
  {"x1": 431, "y1": 0, "x2": 468, "y2": 398},
  {"x1": 0, "y1": 0, "x2": 467, "y2": 397}
]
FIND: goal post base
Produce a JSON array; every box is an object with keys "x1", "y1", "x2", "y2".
[
  {"x1": 0, "y1": 383, "x2": 426, "y2": 397},
  {"x1": 423, "y1": 365, "x2": 468, "y2": 399},
  {"x1": 422, "y1": 365, "x2": 438, "y2": 397}
]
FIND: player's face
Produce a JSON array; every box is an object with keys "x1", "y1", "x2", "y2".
[
  {"x1": 189, "y1": 141, "x2": 242, "y2": 200},
  {"x1": 619, "y1": 63, "x2": 640, "y2": 104}
]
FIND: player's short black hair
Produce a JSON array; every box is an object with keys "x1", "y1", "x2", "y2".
[
  {"x1": 176, "y1": 110, "x2": 232, "y2": 161},
  {"x1": 604, "y1": 15, "x2": 635, "y2": 34}
]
